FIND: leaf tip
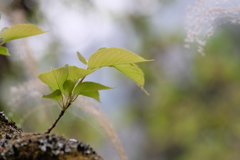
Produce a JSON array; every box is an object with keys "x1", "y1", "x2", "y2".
[
  {"x1": 0, "y1": 53, "x2": 10, "y2": 56},
  {"x1": 77, "y1": 51, "x2": 87, "y2": 64},
  {"x1": 0, "y1": 46, "x2": 10, "y2": 56},
  {"x1": 143, "y1": 59, "x2": 154, "y2": 62},
  {"x1": 141, "y1": 87, "x2": 150, "y2": 95}
]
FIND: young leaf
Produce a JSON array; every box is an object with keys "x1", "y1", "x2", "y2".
[
  {"x1": 80, "y1": 91, "x2": 101, "y2": 102},
  {"x1": 88, "y1": 47, "x2": 153, "y2": 69},
  {"x1": 2, "y1": 24, "x2": 46, "y2": 43},
  {"x1": 42, "y1": 90, "x2": 62, "y2": 101},
  {"x1": 74, "y1": 82, "x2": 113, "y2": 94},
  {"x1": 38, "y1": 66, "x2": 69, "y2": 92},
  {"x1": 68, "y1": 66, "x2": 97, "y2": 81},
  {"x1": 63, "y1": 80, "x2": 75, "y2": 95},
  {"x1": 114, "y1": 63, "x2": 149, "y2": 95},
  {"x1": 0, "y1": 46, "x2": 9, "y2": 56},
  {"x1": 77, "y1": 51, "x2": 87, "y2": 64}
]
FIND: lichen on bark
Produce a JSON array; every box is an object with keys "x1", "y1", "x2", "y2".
[{"x1": 0, "y1": 111, "x2": 104, "y2": 160}]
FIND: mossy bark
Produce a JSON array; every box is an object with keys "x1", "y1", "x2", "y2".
[{"x1": 0, "y1": 111, "x2": 104, "y2": 160}]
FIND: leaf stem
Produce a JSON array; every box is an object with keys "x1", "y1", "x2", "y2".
[
  {"x1": 57, "y1": 101, "x2": 63, "y2": 109},
  {"x1": 71, "y1": 94, "x2": 79, "y2": 102},
  {"x1": 76, "y1": 76, "x2": 86, "y2": 87}
]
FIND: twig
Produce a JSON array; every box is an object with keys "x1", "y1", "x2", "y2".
[
  {"x1": 44, "y1": 103, "x2": 71, "y2": 134},
  {"x1": 44, "y1": 110, "x2": 65, "y2": 134}
]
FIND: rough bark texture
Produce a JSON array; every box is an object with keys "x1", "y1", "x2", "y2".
[{"x1": 0, "y1": 111, "x2": 104, "y2": 160}]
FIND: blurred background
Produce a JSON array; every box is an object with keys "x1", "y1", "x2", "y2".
[{"x1": 1, "y1": 0, "x2": 240, "y2": 160}]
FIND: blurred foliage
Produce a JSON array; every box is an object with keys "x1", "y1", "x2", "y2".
[
  {"x1": 1, "y1": 0, "x2": 240, "y2": 160},
  {"x1": 126, "y1": 26, "x2": 240, "y2": 160}
]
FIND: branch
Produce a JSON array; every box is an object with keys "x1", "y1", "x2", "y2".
[{"x1": 44, "y1": 109, "x2": 65, "y2": 134}]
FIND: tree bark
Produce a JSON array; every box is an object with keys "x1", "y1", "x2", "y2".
[{"x1": 0, "y1": 111, "x2": 104, "y2": 160}]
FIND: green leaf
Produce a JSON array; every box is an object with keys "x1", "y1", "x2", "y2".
[
  {"x1": 80, "y1": 91, "x2": 101, "y2": 102},
  {"x1": 74, "y1": 82, "x2": 113, "y2": 94},
  {"x1": 88, "y1": 47, "x2": 153, "y2": 69},
  {"x1": 42, "y1": 90, "x2": 62, "y2": 101},
  {"x1": 0, "y1": 27, "x2": 8, "y2": 38},
  {"x1": 63, "y1": 80, "x2": 75, "y2": 95},
  {"x1": 68, "y1": 66, "x2": 97, "y2": 81},
  {"x1": 0, "y1": 46, "x2": 9, "y2": 56},
  {"x1": 114, "y1": 63, "x2": 149, "y2": 95},
  {"x1": 38, "y1": 66, "x2": 69, "y2": 92},
  {"x1": 77, "y1": 51, "x2": 87, "y2": 64},
  {"x1": 2, "y1": 24, "x2": 46, "y2": 43},
  {"x1": 48, "y1": 86, "x2": 55, "y2": 92}
]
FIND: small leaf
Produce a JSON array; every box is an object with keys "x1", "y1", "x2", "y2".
[
  {"x1": 38, "y1": 66, "x2": 69, "y2": 92},
  {"x1": 63, "y1": 80, "x2": 75, "y2": 95},
  {"x1": 42, "y1": 90, "x2": 62, "y2": 101},
  {"x1": 68, "y1": 66, "x2": 97, "y2": 81},
  {"x1": 74, "y1": 81, "x2": 113, "y2": 94},
  {"x1": 0, "y1": 46, "x2": 10, "y2": 56},
  {"x1": 2, "y1": 24, "x2": 46, "y2": 43},
  {"x1": 88, "y1": 47, "x2": 153, "y2": 69},
  {"x1": 80, "y1": 91, "x2": 101, "y2": 102},
  {"x1": 77, "y1": 51, "x2": 87, "y2": 64},
  {"x1": 114, "y1": 63, "x2": 149, "y2": 95}
]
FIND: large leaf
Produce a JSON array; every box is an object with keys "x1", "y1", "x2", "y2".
[
  {"x1": 38, "y1": 66, "x2": 69, "y2": 92},
  {"x1": 0, "y1": 46, "x2": 9, "y2": 56},
  {"x1": 114, "y1": 63, "x2": 149, "y2": 95},
  {"x1": 42, "y1": 90, "x2": 62, "y2": 101},
  {"x1": 68, "y1": 66, "x2": 97, "y2": 81},
  {"x1": 63, "y1": 80, "x2": 75, "y2": 95},
  {"x1": 77, "y1": 51, "x2": 87, "y2": 64},
  {"x1": 80, "y1": 91, "x2": 101, "y2": 102},
  {"x1": 2, "y1": 24, "x2": 46, "y2": 43},
  {"x1": 74, "y1": 82, "x2": 113, "y2": 94},
  {"x1": 88, "y1": 47, "x2": 153, "y2": 69}
]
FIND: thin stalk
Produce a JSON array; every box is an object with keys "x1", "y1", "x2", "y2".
[
  {"x1": 75, "y1": 75, "x2": 86, "y2": 88},
  {"x1": 44, "y1": 103, "x2": 71, "y2": 134},
  {"x1": 57, "y1": 101, "x2": 63, "y2": 109},
  {"x1": 71, "y1": 94, "x2": 79, "y2": 102},
  {"x1": 44, "y1": 110, "x2": 65, "y2": 134}
]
